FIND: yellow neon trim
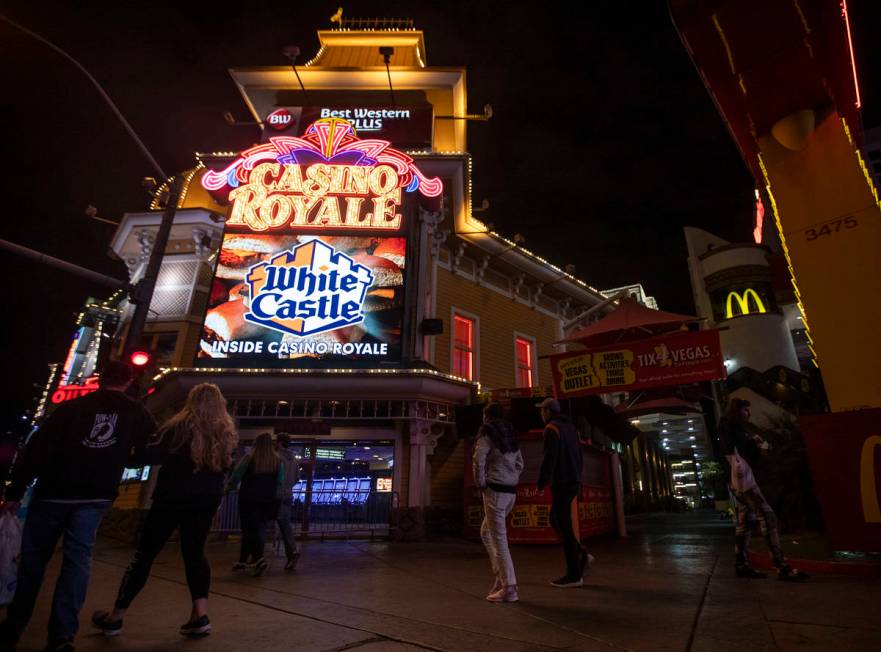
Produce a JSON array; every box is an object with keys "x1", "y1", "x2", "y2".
[{"x1": 758, "y1": 154, "x2": 816, "y2": 366}]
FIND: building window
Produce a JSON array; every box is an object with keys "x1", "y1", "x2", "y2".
[
  {"x1": 452, "y1": 314, "x2": 474, "y2": 380},
  {"x1": 515, "y1": 336, "x2": 535, "y2": 388}
]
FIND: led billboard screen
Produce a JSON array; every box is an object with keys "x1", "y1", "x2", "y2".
[{"x1": 197, "y1": 233, "x2": 406, "y2": 364}]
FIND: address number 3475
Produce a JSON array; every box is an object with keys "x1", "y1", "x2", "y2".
[{"x1": 805, "y1": 216, "x2": 859, "y2": 241}]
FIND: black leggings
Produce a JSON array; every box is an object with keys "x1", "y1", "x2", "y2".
[
  {"x1": 115, "y1": 501, "x2": 219, "y2": 609},
  {"x1": 550, "y1": 482, "x2": 585, "y2": 579},
  {"x1": 238, "y1": 501, "x2": 276, "y2": 563}
]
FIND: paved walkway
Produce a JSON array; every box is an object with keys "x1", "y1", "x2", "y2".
[{"x1": 10, "y1": 511, "x2": 881, "y2": 651}]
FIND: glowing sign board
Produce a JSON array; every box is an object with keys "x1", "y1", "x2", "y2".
[
  {"x1": 725, "y1": 288, "x2": 767, "y2": 319},
  {"x1": 199, "y1": 234, "x2": 405, "y2": 362},
  {"x1": 260, "y1": 105, "x2": 434, "y2": 149},
  {"x1": 196, "y1": 118, "x2": 436, "y2": 367},
  {"x1": 550, "y1": 330, "x2": 725, "y2": 398},
  {"x1": 201, "y1": 117, "x2": 442, "y2": 233}
]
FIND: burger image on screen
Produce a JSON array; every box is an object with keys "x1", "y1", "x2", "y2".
[
  {"x1": 216, "y1": 235, "x2": 291, "y2": 280},
  {"x1": 199, "y1": 300, "x2": 267, "y2": 357},
  {"x1": 372, "y1": 238, "x2": 406, "y2": 268}
]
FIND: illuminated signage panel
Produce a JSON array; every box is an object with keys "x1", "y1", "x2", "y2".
[
  {"x1": 260, "y1": 105, "x2": 433, "y2": 149},
  {"x1": 199, "y1": 233, "x2": 406, "y2": 363},
  {"x1": 197, "y1": 118, "x2": 440, "y2": 368}
]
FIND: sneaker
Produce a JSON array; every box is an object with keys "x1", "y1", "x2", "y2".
[
  {"x1": 550, "y1": 575, "x2": 583, "y2": 588},
  {"x1": 486, "y1": 585, "x2": 519, "y2": 603},
  {"x1": 91, "y1": 610, "x2": 123, "y2": 636},
  {"x1": 736, "y1": 565, "x2": 768, "y2": 579},
  {"x1": 778, "y1": 565, "x2": 809, "y2": 582},
  {"x1": 253, "y1": 557, "x2": 269, "y2": 576},
  {"x1": 284, "y1": 552, "x2": 300, "y2": 571},
  {"x1": 43, "y1": 641, "x2": 75, "y2": 652},
  {"x1": 232, "y1": 562, "x2": 249, "y2": 572},
  {"x1": 180, "y1": 615, "x2": 211, "y2": 637}
]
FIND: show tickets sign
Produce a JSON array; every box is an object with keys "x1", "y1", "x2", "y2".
[
  {"x1": 262, "y1": 105, "x2": 433, "y2": 149},
  {"x1": 550, "y1": 330, "x2": 725, "y2": 398}
]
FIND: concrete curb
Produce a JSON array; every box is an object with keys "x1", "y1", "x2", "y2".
[{"x1": 748, "y1": 550, "x2": 881, "y2": 577}]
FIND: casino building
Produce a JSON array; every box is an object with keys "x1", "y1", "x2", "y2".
[{"x1": 80, "y1": 18, "x2": 655, "y2": 538}]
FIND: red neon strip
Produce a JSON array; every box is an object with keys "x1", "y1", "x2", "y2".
[
  {"x1": 753, "y1": 189, "x2": 765, "y2": 244},
  {"x1": 842, "y1": 0, "x2": 862, "y2": 109}
]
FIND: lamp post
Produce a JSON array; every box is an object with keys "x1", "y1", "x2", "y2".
[{"x1": 0, "y1": 14, "x2": 182, "y2": 358}]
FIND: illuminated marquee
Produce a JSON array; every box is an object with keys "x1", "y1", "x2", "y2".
[
  {"x1": 201, "y1": 118, "x2": 443, "y2": 232},
  {"x1": 725, "y1": 288, "x2": 767, "y2": 319}
]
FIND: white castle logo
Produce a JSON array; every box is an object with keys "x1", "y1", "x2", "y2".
[{"x1": 244, "y1": 239, "x2": 374, "y2": 337}]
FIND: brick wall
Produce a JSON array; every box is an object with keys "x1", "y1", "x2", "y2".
[{"x1": 434, "y1": 268, "x2": 563, "y2": 390}]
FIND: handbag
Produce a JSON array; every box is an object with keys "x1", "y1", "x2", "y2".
[{"x1": 729, "y1": 447, "x2": 757, "y2": 493}]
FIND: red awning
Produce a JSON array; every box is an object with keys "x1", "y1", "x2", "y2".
[{"x1": 559, "y1": 298, "x2": 700, "y2": 347}]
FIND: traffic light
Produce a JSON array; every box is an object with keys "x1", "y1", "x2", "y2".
[
  {"x1": 129, "y1": 350, "x2": 151, "y2": 367},
  {"x1": 128, "y1": 350, "x2": 157, "y2": 398}
]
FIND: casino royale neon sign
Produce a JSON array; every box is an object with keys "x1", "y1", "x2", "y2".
[{"x1": 202, "y1": 118, "x2": 442, "y2": 231}]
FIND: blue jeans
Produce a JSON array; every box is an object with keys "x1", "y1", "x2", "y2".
[{"x1": 4, "y1": 500, "x2": 110, "y2": 644}]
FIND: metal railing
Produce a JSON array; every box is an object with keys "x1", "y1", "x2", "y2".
[{"x1": 210, "y1": 489, "x2": 397, "y2": 540}]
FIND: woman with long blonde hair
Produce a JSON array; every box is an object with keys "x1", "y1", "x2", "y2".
[
  {"x1": 228, "y1": 432, "x2": 282, "y2": 576},
  {"x1": 92, "y1": 383, "x2": 237, "y2": 638}
]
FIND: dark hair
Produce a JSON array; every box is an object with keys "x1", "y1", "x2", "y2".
[
  {"x1": 251, "y1": 433, "x2": 279, "y2": 474},
  {"x1": 481, "y1": 408, "x2": 519, "y2": 454},
  {"x1": 276, "y1": 433, "x2": 291, "y2": 447},
  {"x1": 724, "y1": 398, "x2": 751, "y2": 423},
  {"x1": 100, "y1": 361, "x2": 133, "y2": 388},
  {"x1": 483, "y1": 402, "x2": 503, "y2": 421}
]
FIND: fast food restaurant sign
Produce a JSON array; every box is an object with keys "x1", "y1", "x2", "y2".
[
  {"x1": 549, "y1": 330, "x2": 725, "y2": 398},
  {"x1": 196, "y1": 118, "x2": 438, "y2": 365}
]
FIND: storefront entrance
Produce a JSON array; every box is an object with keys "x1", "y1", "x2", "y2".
[{"x1": 213, "y1": 438, "x2": 397, "y2": 539}]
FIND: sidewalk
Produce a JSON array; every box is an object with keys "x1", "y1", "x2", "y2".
[{"x1": 10, "y1": 510, "x2": 881, "y2": 651}]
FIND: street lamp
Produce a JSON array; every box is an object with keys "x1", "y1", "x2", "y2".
[{"x1": 0, "y1": 13, "x2": 184, "y2": 358}]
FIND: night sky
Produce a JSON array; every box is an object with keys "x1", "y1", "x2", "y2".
[{"x1": 2, "y1": 1, "x2": 880, "y2": 432}]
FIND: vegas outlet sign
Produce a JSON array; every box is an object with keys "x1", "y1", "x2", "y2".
[{"x1": 202, "y1": 117, "x2": 443, "y2": 232}]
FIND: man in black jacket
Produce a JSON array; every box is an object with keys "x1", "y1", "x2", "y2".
[
  {"x1": 536, "y1": 398, "x2": 588, "y2": 588},
  {"x1": 0, "y1": 362, "x2": 156, "y2": 652}
]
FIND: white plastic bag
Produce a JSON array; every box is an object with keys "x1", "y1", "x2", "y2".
[
  {"x1": 728, "y1": 447, "x2": 757, "y2": 493},
  {"x1": 0, "y1": 511, "x2": 23, "y2": 605}
]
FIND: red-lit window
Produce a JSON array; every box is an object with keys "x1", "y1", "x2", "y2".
[
  {"x1": 515, "y1": 337, "x2": 534, "y2": 388},
  {"x1": 453, "y1": 315, "x2": 474, "y2": 380}
]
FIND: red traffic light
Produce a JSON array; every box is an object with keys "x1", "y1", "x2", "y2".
[{"x1": 130, "y1": 351, "x2": 151, "y2": 367}]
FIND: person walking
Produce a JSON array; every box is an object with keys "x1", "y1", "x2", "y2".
[
  {"x1": 90, "y1": 383, "x2": 238, "y2": 638},
  {"x1": 0, "y1": 362, "x2": 156, "y2": 652},
  {"x1": 473, "y1": 403, "x2": 523, "y2": 603},
  {"x1": 229, "y1": 433, "x2": 282, "y2": 576},
  {"x1": 719, "y1": 398, "x2": 808, "y2": 581},
  {"x1": 274, "y1": 433, "x2": 301, "y2": 570},
  {"x1": 536, "y1": 398, "x2": 589, "y2": 588}
]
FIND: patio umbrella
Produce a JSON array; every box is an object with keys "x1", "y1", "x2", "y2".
[{"x1": 558, "y1": 297, "x2": 701, "y2": 347}]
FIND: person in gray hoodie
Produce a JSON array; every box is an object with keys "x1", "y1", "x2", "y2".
[
  {"x1": 274, "y1": 434, "x2": 301, "y2": 570},
  {"x1": 472, "y1": 402, "x2": 524, "y2": 603}
]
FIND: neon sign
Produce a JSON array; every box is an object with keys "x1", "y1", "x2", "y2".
[
  {"x1": 244, "y1": 239, "x2": 374, "y2": 337},
  {"x1": 51, "y1": 376, "x2": 100, "y2": 404},
  {"x1": 725, "y1": 289, "x2": 767, "y2": 319},
  {"x1": 201, "y1": 118, "x2": 442, "y2": 232},
  {"x1": 753, "y1": 188, "x2": 765, "y2": 244}
]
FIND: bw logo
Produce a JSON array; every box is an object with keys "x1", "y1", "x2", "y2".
[{"x1": 244, "y1": 239, "x2": 374, "y2": 337}]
